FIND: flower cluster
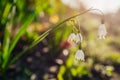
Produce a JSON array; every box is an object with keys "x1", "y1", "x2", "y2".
[
  {"x1": 68, "y1": 32, "x2": 85, "y2": 61},
  {"x1": 67, "y1": 20, "x2": 85, "y2": 61},
  {"x1": 67, "y1": 17, "x2": 107, "y2": 61},
  {"x1": 68, "y1": 33, "x2": 83, "y2": 44}
]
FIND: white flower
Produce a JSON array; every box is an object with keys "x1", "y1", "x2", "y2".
[
  {"x1": 75, "y1": 50, "x2": 85, "y2": 61},
  {"x1": 75, "y1": 33, "x2": 83, "y2": 43},
  {"x1": 98, "y1": 24, "x2": 107, "y2": 39},
  {"x1": 68, "y1": 33, "x2": 76, "y2": 42},
  {"x1": 68, "y1": 33, "x2": 83, "y2": 44}
]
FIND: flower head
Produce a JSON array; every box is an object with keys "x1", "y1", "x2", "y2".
[
  {"x1": 68, "y1": 33, "x2": 83, "y2": 44},
  {"x1": 68, "y1": 33, "x2": 76, "y2": 42},
  {"x1": 75, "y1": 33, "x2": 83, "y2": 43},
  {"x1": 98, "y1": 24, "x2": 107, "y2": 39},
  {"x1": 75, "y1": 50, "x2": 85, "y2": 61}
]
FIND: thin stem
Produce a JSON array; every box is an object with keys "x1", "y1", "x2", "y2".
[
  {"x1": 91, "y1": 8, "x2": 104, "y2": 19},
  {"x1": 50, "y1": 7, "x2": 105, "y2": 32},
  {"x1": 71, "y1": 20, "x2": 79, "y2": 33},
  {"x1": 50, "y1": 7, "x2": 93, "y2": 32},
  {"x1": 77, "y1": 20, "x2": 81, "y2": 33},
  {"x1": 78, "y1": 42, "x2": 82, "y2": 50},
  {"x1": 69, "y1": 20, "x2": 78, "y2": 33}
]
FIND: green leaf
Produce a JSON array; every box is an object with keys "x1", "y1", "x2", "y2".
[
  {"x1": 2, "y1": 23, "x2": 11, "y2": 69},
  {"x1": 0, "y1": 51, "x2": 2, "y2": 66},
  {"x1": 70, "y1": 68, "x2": 77, "y2": 76},
  {"x1": 10, "y1": 29, "x2": 50, "y2": 64},
  {"x1": 1, "y1": 2, "x2": 12, "y2": 25},
  {"x1": 9, "y1": 13, "x2": 35, "y2": 54},
  {"x1": 2, "y1": 13, "x2": 35, "y2": 70},
  {"x1": 57, "y1": 66, "x2": 66, "y2": 80}
]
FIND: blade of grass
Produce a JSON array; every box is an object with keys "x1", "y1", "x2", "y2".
[
  {"x1": 10, "y1": 29, "x2": 50, "y2": 64},
  {"x1": 0, "y1": 0, "x2": 9, "y2": 23},
  {"x1": 1, "y1": 2, "x2": 12, "y2": 25},
  {"x1": 2, "y1": 13, "x2": 35, "y2": 70},
  {"x1": 2, "y1": 23, "x2": 11, "y2": 69},
  {"x1": 1, "y1": 1, "x2": 15, "y2": 72},
  {"x1": 9, "y1": 13, "x2": 35, "y2": 54},
  {"x1": 0, "y1": 51, "x2": 2, "y2": 70}
]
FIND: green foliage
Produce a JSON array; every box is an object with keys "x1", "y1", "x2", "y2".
[
  {"x1": 0, "y1": 0, "x2": 120, "y2": 80},
  {"x1": 0, "y1": 0, "x2": 57, "y2": 75},
  {"x1": 57, "y1": 66, "x2": 66, "y2": 80}
]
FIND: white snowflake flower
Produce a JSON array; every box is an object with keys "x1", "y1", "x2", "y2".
[
  {"x1": 98, "y1": 24, "x2": 107, "y2": 39},
  {"x1": 75, "y1": 50, "x2": 85, "y2": 61},
  {"x1": 68, "y1": 33, "x2": 76, "y2": 42},
  {"x1": 75, "y1": 33, "x2": 83, "y2": 43}
]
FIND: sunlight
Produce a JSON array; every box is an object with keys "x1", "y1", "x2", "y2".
[{"x1": 62, "y1": 0, "x2": 120, "y2": 13}]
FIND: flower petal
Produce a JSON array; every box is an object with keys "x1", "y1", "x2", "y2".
[
  {"x1": 68, "y1": 33, "x2": 76, "y2": 42},
  {"x1": 98, "y1": 24, "x2": 107, "y2": 39},
  {"x1": 75, "y1": 50, "x2": 85, "y2": 61},
  {"x1": 75, "y1": 33, "x2": 83, "y2": 43}
]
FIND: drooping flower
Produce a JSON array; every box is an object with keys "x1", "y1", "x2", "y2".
[
  {"x1": 98, "y1": 24, "x2": 107, "y2": 39},
  {"x1": 68, "y1": 33, "x2": 76, "y2": 42},
  {"x1": 75, "y1": 49, "x2": 85, "y2": 61},
  {"x1": 68, "y1": 33, "x2": 83, "y2": 44},
  {"x1": 75, "y1": 33, "x2": 83, "y2": 43}
]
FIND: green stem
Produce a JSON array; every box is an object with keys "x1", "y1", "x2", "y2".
[
  {"x1": 50, "y1": 7, "x2": 93, "y2": 32},
  {"x1": 10, "y1": 29, "x2": 50, "y2": 64},
  {"x1": 78, "y1": 42, "x2": 82, "y2": 50},
  {"x1": 50, "y1": 8, "x2": 105, "y2": 32}
]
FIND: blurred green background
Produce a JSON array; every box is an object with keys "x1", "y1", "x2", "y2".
[{"x1": 0, "y1": 0, "x2": 120, "y2": 80}]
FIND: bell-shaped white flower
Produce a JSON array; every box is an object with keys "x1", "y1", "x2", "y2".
[
  {"x1": 68, "y1": 33, "x2": 76, "y2": 42},
  {"x1": 75, "y1": 33, "x2": 83, "y2": 43},
  {"x1": 75, "y1": 50, "x2": 85, "y2": 61},
  {"x1": 98, "y1": 24, "x2": 107, "y2": 39}
]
